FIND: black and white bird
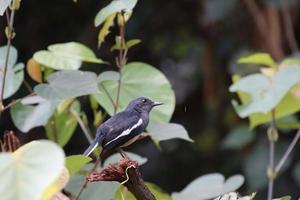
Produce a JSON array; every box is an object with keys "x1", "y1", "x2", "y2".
[{"x1": 83, "y1": 97, "x2": 162, "y2": 159}]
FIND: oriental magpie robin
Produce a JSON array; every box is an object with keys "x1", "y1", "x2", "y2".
[{"x1": 83, "y1": 97, "x2": 162, "y2": 158}]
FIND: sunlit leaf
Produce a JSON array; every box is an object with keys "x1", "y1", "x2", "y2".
[
  {"x1": 65, "y1": 155, "x2": 92, "y2": 176},
  {"x1": 33, "y1": 42, "x2": 104, "y2": 70},
  {"x1": 98, "y1": 13, "x2": 116, "y2": 47},
  {"x1": 103, "y1": 152, "x2": 148, "y2": 167},
  {"x1": 230, "y1": 66, "x2": 300, "y2": 118},
  {"x1": 34, "y1": 70, "x2": 99, "y2": 101},
  {"x1": 115, "y1": 183, "x2": 171, "y2": 200},
  {"x1": 273, "y1": 196, "x2": 292, "y2": 200},
  {"x1": 148, "y1": 123, "x2": 193, "y2": 142},
  {"x1": 237, "y1": 53, "x2": 276, "y2": 68},
  {"x1": 11, "y1": 99, "x2": 58, "y2": 132},
  {"x1": 172, "y1": 173, "x2": 244, "y2": 200},
  {"x1": 26, "y1": 58, "x2": 42, "y2": 83},
  {"x1": 0, "y1": 140, "x2": 65, "y2": 200},
  {"x1": 45, "y1": 100, "x2": 79, "y2": 147},
  {"x1": 94, "y1": 62, "x2": 175, "y2": 128},
  {"x1": 94, "y1": 0, "x2": 137, "y2": 27}
]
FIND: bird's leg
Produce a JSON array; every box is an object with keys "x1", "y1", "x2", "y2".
[{"x1": 118, "y1": 148, "x2": 129, "y2": 159}]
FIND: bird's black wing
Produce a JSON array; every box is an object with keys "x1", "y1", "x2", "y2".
[{"x1": 99, "y1": 111, "x2": 143, "y2": 150}]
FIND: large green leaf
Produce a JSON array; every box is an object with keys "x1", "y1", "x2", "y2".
[
  {"x1": 94, "y1": 0, "x2": 137, "y2": 27},
  {"x1": 0, "y1": 0, "x2": 12, "y2": 15},
  {"x1": 10, "y1": 97, "x2": 58, "y2": 132},
  {"x1": 148, "y1": 123, "x2": 193, "y2": 142},
  {"x1": 237, "y1": 53, "x2": 276, "y2": 68},
  {"x1": 232, "y1": 75, "x2": 300, "y2": 128},
  {"x1": 66, "y1": 174, "x2": 119, "y2": 200},
  {"x1": 45, "y1": 100, "x2": 79, "y2": 146},
  {"x1": 65, "y1": 155, "x2": 92, "y2": 176},
  {"x1": 33, "y1": 42, "x2": 104, "y2": 70},
  {"x1": 230, "y1": 66, "x2": 300, "y2": 118},
  {"x1": 0, "y1": 46, "x2": 24, "y2": 99},
  {"x1": 115, "y1": 183, "x2": 171, "y2": 200},
  {"x1": 94, "y1": 62, "x2": 175, "y2": 128},
  {"x1": 34, "y1": 70, "x2": 99, "y2": 101},
  {"x1": 0, "y1": 140, "x2": 65, "y2": 200},
  {"x1": 171, "y1": 173, "x2": 244, "y2": 200}
]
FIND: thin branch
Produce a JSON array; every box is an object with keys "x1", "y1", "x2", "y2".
[
  {"x1": 1, "y1": 92, "x2": 35, "y2": 111},
  {"x1": 281, "y1": 0, "x2": 299, "y2": 53},
  {"x1": 71, "y1": 111, "x2": 93, "y2": 144},
  {"x1": 275, "y1": 128, "x2": 300, "y2": 173},
  {"x1": 0, "y1": 9, "x2": 16, "y2": 107},
  {"x1": 100, "y1": 83, "x2": 116, "y2": 110},
  {"x1": 267, "y1": 109, "x2": 276, "y2": 200}
]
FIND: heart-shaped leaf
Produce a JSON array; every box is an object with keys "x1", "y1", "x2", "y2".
[
  {"x1": 0, "y1": 0, "x2": 12, "y2": 15},
  {"x1": 33, "y1": 42, "x2": 104, "y2": 70},
  {"x1": 0, "y1": 140, "x2": 65, "y2": 200},
  {"x1": 148, "y1": 123, "x2": 193, "y2": 142},
  {"x1": 11, "y1": 98, "x2": 58, "y2": 132},
  {"x1": 34, "y1": 70, "x2": 99, "y2": 101},
  {"x1": 230, "y1": 66, "x2": 300, "y2": 118},
  {"x1": 171, "y1": 173, "x2": 244, "y2": 200},
  {"x1": 94, "y1": 62, "x2": 175, "y2": 128},
  {"x1": 94, "y1": 0, "x2": 137, "y2": 27}
]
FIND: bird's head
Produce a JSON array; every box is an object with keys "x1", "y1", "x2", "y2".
[{"x1": 127, "y1": 97, "x2": 163, "y2": 113}]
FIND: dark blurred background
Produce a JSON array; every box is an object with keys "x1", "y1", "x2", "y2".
[{"x1": 1, "y1": 0, "x2": 300, "y2": 199}]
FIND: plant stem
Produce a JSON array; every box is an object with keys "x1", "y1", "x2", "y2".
[
  {"x1": 275, "y1": 128, "x2": 300, "y2": 173},
  {"x1": 0, "y1": 9, "x2": 15, "y2": 109},
  {"x1": 267, "y1": 110, "x2": 276, "y2": 200},
  {"x1": 71, "y1": 111, "x2": 93, "y2": 144},
  {"x1": 1, "y1": 92, "x2": 35, "y2": 111}
]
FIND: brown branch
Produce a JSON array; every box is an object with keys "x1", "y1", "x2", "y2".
[
  {"x1": 281, "y1": 0, "x2": 299, "y2": 53},
  {"x1": 87, "y1": 158, "x2": 156, "y2": 200}
]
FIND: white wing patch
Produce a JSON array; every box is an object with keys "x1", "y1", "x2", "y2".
[
  {"x1": 85, "y1": 142, "x2": 99, "y2": 156},
  {"x1": 105, "y1": 118, "x2": 143, "y2": 146}
]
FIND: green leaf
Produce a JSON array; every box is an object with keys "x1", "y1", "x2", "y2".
[
  {"x1": 98, "y1": 71, "x2": 120, "y2": 82},
  {"x1": 126, "y1": 39, "x2": 141, "y2": 49},
  {"x1": 111, "y1": 38, "x2": 141, "y2": 51},
  {"x1": 230, "y1": 66, "x2": 300, "y2": 118},
  {"x1": 66, "y1": 175, "x2": 119, "y2": 200},
  {"x1": 292, "y1": 161, "x2": 300, "y2": 186},
  {"x1": 98, "y1": 13, "x2": 116, "y2": 47},
  {"x1": 94, "y1": 62, "x2": 175, "y2": 128},
  {"x1": 103, "y1": 152, "x2": 148, "y2": 167},
  {"x1": 148, "y1": 123, "x2": 193, "y2": 142},
  {"x1": 222, "y1": 125, "x2": 255, "y2": 150},
  {"x1": 0, "y1": 140, "x2": 65, "y2": 200},
  {"x1": 0, "y1": 0, "x2": 12, "y2": 15},
  {"x1": 45, "y1": 100, "x2": 79, "y2": 146},
  {"x1": 94, "y1": 0, "x2": 137, "y2": 27},
  {"x1": 34, "y1": 70, "x2": 100, "y2": 101},
  {"x1": 0, "y1": 46, "x2": 24, "y2": 99},
  {"x1": 243, "y1": 140, "x2": 292, "y2": 190},
  {"x1": 115, "y1": 182, "x2": 171, "y2": 200},
  {"x1": 172, "y1": 173, "x2": 244, "y2": 200},
  {"x1": 65, "y1": 155, "x2": 92, "y2": 176},
  {"x1": 10, "y1": 98, "x2": 58, "y2": 132},
  {"x1": 33, "y1": 42, "x2": 104, "y2": 70},
  {"x1": 237, "y1": 53, "x2": 276, "y2": 68},
  {"x1": 273, "y1": 196, "x2": 292, "y2": 200}
]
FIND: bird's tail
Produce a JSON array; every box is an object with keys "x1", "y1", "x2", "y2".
[{"x1": 83, "y1": 135, "x2": 103, "y2": 156}]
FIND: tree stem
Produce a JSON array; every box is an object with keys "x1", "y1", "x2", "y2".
[{"x1": 267, "y1": 110, "x2": 276, "y2": 200}]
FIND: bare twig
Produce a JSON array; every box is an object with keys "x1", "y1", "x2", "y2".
[
  {"x1": 100, "y1": 83, "x2": 116, "y2": 110},
  {"x1": 275, "y1": 128, "x2": 300, "y2": 173},
  {"x1": 87, "y1": 158, "x2": 156, "y2": 200},
  {"x1": 1, "y1": 92, "x2": 35, "y2": 111},
  {"x1": 71, "y1": 111, "x2": 93, "y2": 144},
  {"x1": 281, "y1": 0, "x2": 299, "y2": 53},
  {"x1": 0, "y1": 9, "x2": 16, "y2": 108}
]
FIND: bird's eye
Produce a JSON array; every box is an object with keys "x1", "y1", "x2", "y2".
[{"x1": 142, "y1": 99, "x2": 147, "y2": 103}]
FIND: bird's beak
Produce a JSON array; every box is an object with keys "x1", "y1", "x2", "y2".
[{"x1": 152, "y1": 101, "x2": 163, "y2": 107}]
